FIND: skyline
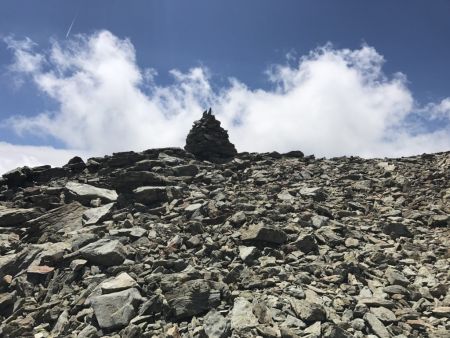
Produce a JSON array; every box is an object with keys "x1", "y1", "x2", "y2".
[{"x1": 0, "y1": 1, "x2": 449, "y2": 172}]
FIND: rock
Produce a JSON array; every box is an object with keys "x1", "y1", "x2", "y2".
[
  {"x1": 239, "y1": 246, "x2": 259, "y2": 263},
  {"x1": 26, "y1": 202, "x2": 87, "y2": 242},
  {"x1": 70, "y1": 259, "x2": 87, "y2": 271},
  {"x1": 290, "y1": 299, "x2": 327, "y2": 323},
  {"x1": 185, "y1": 109, "x2": 237, "y2": 163},
  {"x1": 299, "y1": 187, "x2": 327, "y2": 201},
  {"x1": 79, "y1": 239, "x2": 127, "y2": 266},
  {"x1": 431, "y1": 306, "x2": 450, "y2": 318},
  {"x1": 0, "y1": 292, "x2": 16, "y2": 316},
  {"x1": 172, "y1": 164, "x2": 199, "y2": 177},
  {"x1": 203, "y1": 309, "x2": 231, "y2": 338},
  {"x1": 112, "y1": 171, "x2": 168, "y2": 192},
  {"x1": 321, "y1": 323, "x2": 353, "y2": 338},
  {"x1": 91, "y1": 288, "x2": 143, "y2": 330},
  {"x1": 82, "y1": 203, "x2": 115, "y2": 225},
  {"x1": 382, "y1": 223, "x2": 413, "y2": 238},
  {"x1": 385, "y1": 267, "x2": 410, "y2": 286},
  {"x1": 370, "y1": 307, "x2": 397, "y2": 323},
  {"x1": 241, "y1": 223, "x2": 288, "y2": 244},
  {"x1": 27, "y1": 264, "x2": 54, "y2": 276},
  {"x1": 65, "y1": 181, "x2": 118, "y2": 204},
  {"x1": 428, "y1": 214, "x2": 449, "y2": 227},
  {"x1": 278, "y1": 190, "x2": 295, "y2": 201},
  {"x1": 77, "y1": 325, "x2": 99, "y2": 338},
  {"x1": 133, "y1": 186, "x2": 168, "y2": 204},
  {"x1": 51, "y1": 309, "x2": 69, "y2": 336},
  {"x1": 166, "y1": 325, "x2": 181, "y2": 338},
  {"x1": 229, "y1": 211, "x2": 247, "y2": 226},
  {"x1": 283, "y1": 150, "x2": 304, "y2": 158},
  {"x1": 292, "y1": 234, "x2": 318, "y2": 253},
  {"x1": 165, "y1": 279, "x2": 222, "y2": 319},
  {"x1": 2, "y1": 166, "x2": 31, "y2": 187},
  {"x1": 364, "y1": 313, "x2": 391, "y2": 338},
  {"x1": 100, "y1": 272, "x2": 138, "y2": 294},
  {"x1": 0, "y1": 206, "x2": 40, "y2": 227},
  {"x1": 64, "y1": 156, "x2": 86, "y2": 171},
  {"x1": 230, "y1": 297, "x2": 259, "y2": 332}
]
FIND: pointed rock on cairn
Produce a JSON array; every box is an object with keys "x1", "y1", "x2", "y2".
[{"x1": 185, "y1": 108, "x2": 237, "y2": 163}]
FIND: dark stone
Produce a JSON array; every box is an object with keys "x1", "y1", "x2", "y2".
[
  {"x1": 283, "y1": 150, "x2": 305, "y2": 158},
  {"x1": 382, "y1": 222, "x2": 413, "y2": 238},
  {"x1": 185, "y1": 109, "x2": 237, "y2": 163},
  {"x1": 165, "y1": 279, "x2": 223, "y2": 319},
  {"x1": 63, "y1": 156, "x2": 86, "y2": 171},
  {"x1": 2, "y1": 166, "x2": 32, "y2": 188}
]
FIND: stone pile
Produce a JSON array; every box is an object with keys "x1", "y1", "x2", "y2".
[
  {"x1": 185, "y1": 109, "x2": 237, "y2": 163},
  {"x1": 0, "y1": 145, "x2": 449, "y2": 337}
]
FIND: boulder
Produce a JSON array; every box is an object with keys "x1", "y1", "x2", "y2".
[
  {"x1": 241, "y1": 223, "x2": 288, "y2": 244},
  {"x1": 164, "y1": 279, "x2": 222, "y2": 319},
  {"x1": 79, "y1": 239, "x2": 127, "y2": 266},
  {"x1": 0, "y1": 206, "x2": 40, "y2": 227},
  {"x1": 65, "y1": 182, "x2": 117, "y2": 204},
  {"x1": 91, "y1": 288, "x2": 143, "y2": 330}
]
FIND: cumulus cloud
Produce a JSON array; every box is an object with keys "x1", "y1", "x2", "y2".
[{"x1": 2, "y1": 30, "x2": 450, "y2": 168}]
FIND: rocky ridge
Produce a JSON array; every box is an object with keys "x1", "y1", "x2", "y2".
[{"x1": 0, "y1": 141, "x2": 449, "y2": 336}]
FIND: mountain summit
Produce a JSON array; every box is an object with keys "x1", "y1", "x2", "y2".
[{"x1": 0, "y1": 118, "x2": 449, "y2": 337}]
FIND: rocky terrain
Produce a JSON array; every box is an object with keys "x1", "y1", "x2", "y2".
[{"x1": 0, "y1": 113, "x2": 449, "y2": 338}]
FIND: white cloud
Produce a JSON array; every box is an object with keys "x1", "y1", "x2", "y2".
[
  {"x1": 2, "y1": 30, "x2": 450, "y2": 170},
  {"x1": 0, "y1": 142, "x2": 89, "y2": 174}
]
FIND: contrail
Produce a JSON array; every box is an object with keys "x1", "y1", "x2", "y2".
[{"x1": 65, "y1": 11, "x2": 79, "y2": 38}]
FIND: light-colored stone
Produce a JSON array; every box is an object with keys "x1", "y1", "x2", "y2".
[{"x1": 100, "y1": 272, "x2": 137, "y2": 294}]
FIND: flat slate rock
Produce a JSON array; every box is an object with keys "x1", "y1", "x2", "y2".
[
  {"x1": 91, "y1": 288, "x2": 143, "y2": 330},
  {"x1": 79, "y1": 239, "x2": 127, "y2": 266},
  {"x1": 164, "y1": 279, "x2": 222, "y2": 319},
  {"x1": 240, "y1": 223, "x2": 288, "y2": 244},
  {"x1": 66, "y1": 181, "x2": 118, "y2": 204},
  {"x1": 0, "y1": 206, "x2": 40, "y2": 227}
]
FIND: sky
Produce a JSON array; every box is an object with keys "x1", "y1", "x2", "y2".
[{"x1": 0, "y1": 0, "x2": 449, "y2": 173}]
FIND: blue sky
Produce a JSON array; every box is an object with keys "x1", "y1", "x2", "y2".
[{"x1": 0, "y1": 0, "x2": 449, "y2": 172}]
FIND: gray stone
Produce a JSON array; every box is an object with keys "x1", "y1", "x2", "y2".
[
  {"x1": 82, "y1": 203, "x2": 115, "y2": 225},
  {"x1": 165, "y1": 279, "x2": 222, "y2": 319},
  {"x1": 66, "y1": 181, "x2": 118, "y2": 203},
  {"x1": 292, "y1": 234, "x2": 318, "y2": 253},
  {"x1": 203, "y1": 309, "x2": 231, "y2": 338},
  {"x1": 77, "y1": 325, "x2": 99, "y2": 338},
  {"x1": 290, "y1": 299, "x2": 327, "y2": 323},
  {"x1": 385, "y1": 267, "x2": 409, "y2": 286},
  {"x1": 91, "y1": 288, "x2": 143, "y2": 330},
  {"x1": 239, "y1": 246, "x2": 259, "y2": 263},
  {"x1": 229, "y1": 211, "x2": 247, "y2": 226},
  {"x1": 321, "y1": 324, "x2": 353, "y2": 338},
  {"x1": 299, "y1": 187, "x2": 327, "y2": 201},
  {"x1": 0, "y1": 206, "x2": 40, "y2": 227},
  {"x1": 230, "y1": 297, "x2": 259, "y2": 331},
  {"x1": 370, "y1": 307, "x2": 397, "y2": 323},
  {"x1": 241, "y1": 223, "x2": 287, "y2": 244},
  {"x1": 79, "y1": 239, "x2": 127, "y2": 266},
  {"x1": 382, "y1": 222, "x2": 412, "y2": 238},
  {"x1": 133, "y1": 186, "x2": 168, "y2": 204},
  {"x1": 428, "y1": 214, "x2": 449, "y2": 227},
  {"x1": 112, "y1": 171, "x2": 167, "y2": 192},
  {"x1": 172, "y1": 164, "x2": 199, "y2": 177},
  {"x1": 100, "y1": 272, "x2": 137, "y2": 294},
  {"x1": 364, "y1": 313, "x2": 391, "y2": 338},
  {"x1": 26, "y1": 202, "x2": 87, "y2": 242}
]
